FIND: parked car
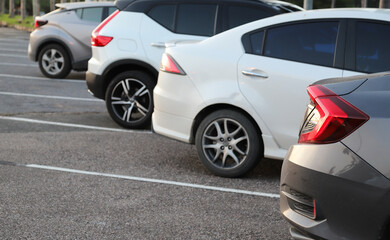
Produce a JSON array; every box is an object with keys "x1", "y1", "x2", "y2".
[
  {"x1": 280, "y1": 72, "x2": 390, "y2": 240},
  {"x1": 28, "y1": 1, "x2": 116, "y2": 78},
  {"x1": 86, "y1": 0, "x2": 302, "y2": 129},
  {"x1": 152, "y1": 8, "x2": 390, "y2": 177}
]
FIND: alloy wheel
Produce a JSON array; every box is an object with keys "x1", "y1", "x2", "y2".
[
  {"x1": 41, "y1": 49, "x2": 65, "y2": 75},
  {"x1": 201, "y1": 118, "x2": 249, "y2": 169},
  {"x1": 109, "y1": 78, "x2": 151, "y2": 124}
]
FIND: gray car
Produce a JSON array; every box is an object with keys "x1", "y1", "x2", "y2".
[
  {"x1": 28, "y1": 1, "x2": 116, "y2": 78},
  {"x1": 280, "y1": 72, "x2": 390, "y2": 240}
]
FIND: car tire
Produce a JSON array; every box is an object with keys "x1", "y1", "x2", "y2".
[
  {"x1": 105, "y1": 71, "x2": 155, "y2": 129},
  {"x1": 195, "y1": 109, "x2": 263, "y2": 178},
  {"x1": 38, "y1": 44, "x2": 71, "y2": 79}
]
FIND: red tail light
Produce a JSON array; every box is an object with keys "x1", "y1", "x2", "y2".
[
  {"x1": 91, "y1": 10, "x2": 119, "y2": 47},
  {"x1": 34, "y1": 19, "x2": 48, "y2": 28},
  {"x1": 160, "y1": 53, "x2": 186, "y2": 75},
  {"x1": 298, "y1": 85, "x2": 369, "y2": 144}
]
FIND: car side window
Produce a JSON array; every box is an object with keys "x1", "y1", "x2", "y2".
[
  {"x1": 75, "y1": 7, "x2": 103, "y2": 23},
  {"x1": 355, "y1": 21, "x2": 390, "y2": 73},
  {"x1": 75, "y1": 8, "x2": 83, "y2": 19},
  {"x1": 108, "y1": 7, "x2": 117, "y2": 16},
  {"x1": 249, "y1": 31, "x2": 264, "y2": 55},
  {"x1": 176, "y1": 4, "x2": 217, "y2": 37},
  {"x1": 148, "y1": 4, "x2": 175, "y2": 31},
  {"x1": 226, "y1": 5, "x2": 274, "y2": 30},
  {"x1": 263, "y1": 21, "x2": 339, "y2": 67}
]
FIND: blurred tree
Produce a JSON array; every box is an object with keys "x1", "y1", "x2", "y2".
[
  {"x1": 50, "y1": 0, "x2": 55, "y2": 11},
  {"x1": 380, "y1": 0, "x2": 390, "y2": 7},
  {"x1": 21, "y1": 0, "x2": 25, "y2": 19},
  {"x1": 1, "y1": 0, "x2": 5, "y2": 14},
  {"x1": 32, "y1": 0, "x2": 39, "y2": 18},
  {"x1": 9, "y1": 0, "x2": 14, "y2": 17}
]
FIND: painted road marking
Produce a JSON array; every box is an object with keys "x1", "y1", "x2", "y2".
[
  {"x1": 0, "y1": 73, "x2": 84, "y2": 83},
  {"x1": 0, "y1": 48, "x2": 28, "y2": 53},
  {"x1": 0, "y1": 62, "x2": 36, "y2": 67},
  {"x1": 0, "y1": 91, "x2": 102, "y2": 102},
  {"x1": 23, "y1": 163, "x2": 280, "y2": 198},
  {"x1": 0, "y1": 53, "x2": 27, "y2": 58},
  {"x1": 0, "y1": 116, "x2": 152, "y2": 133}
]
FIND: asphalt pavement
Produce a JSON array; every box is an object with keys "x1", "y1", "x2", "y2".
[{"x1": 0, "y1": 27, "x2": 291, "y2": 239}]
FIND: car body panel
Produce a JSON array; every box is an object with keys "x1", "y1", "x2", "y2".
[
  {"x1": 281, "y1": 143, "x2": 390, "y2": 240},
  {"x1": 237, "y1": 54, "x2": 343, "y2": 150},
  {"x1": 139, "y1": 16, "x2": 207, "y2": 70},
  {"x1": 336, "y1": 74, "x2": 390, "y2": 179},
  {"x1": 87, "y1": 12, "x2": 147, "y2": 75}
]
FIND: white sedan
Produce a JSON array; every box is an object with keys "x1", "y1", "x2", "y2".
[{"x1": 152, "y1": 8, "x2": 390, "y2": 177}]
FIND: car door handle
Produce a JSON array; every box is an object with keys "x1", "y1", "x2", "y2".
[
  {"x1": 150, "y1": 42, "x2": 166, "y2": 48},
  {"x1": 242, "y1": 70, "x2": 268, "y2": 79}
]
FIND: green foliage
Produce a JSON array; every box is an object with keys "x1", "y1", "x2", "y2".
[
  {"x1": 4, "y1": 0, "x2": 57, "y2": 15},
  {"x1": 0, "y1": 13, "x2": 34, "y2": 29}
]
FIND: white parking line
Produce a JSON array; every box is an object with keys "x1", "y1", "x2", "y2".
[
  {"x1": 0, "y1": 62, "x2": 36, "y2": 67},
  {"x1": 0, "y1": 91, "x2": 102, "y2": 102},
  {"x1": 0, "y1": 37, "x2": 28, "y2": 42},
  {"x1": 25, "y1": 163, "x2": 280, "y2": 198},
  {"x1": 0, "y1": 53, "x2": 26, "y2": 58},
  {"x1": 0, "y1": 48, "x2": 27, "y2": 53},
  {"x1": 0, "y1": 116, "x2": 152, "y2": 133},
  {"x1": 0, "y1": 73, "x2": 84, "y2": 83}
]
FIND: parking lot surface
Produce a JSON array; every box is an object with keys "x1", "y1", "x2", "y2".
[{"x1": 0, "y1": 27, "x2": 291, "y2": 239}]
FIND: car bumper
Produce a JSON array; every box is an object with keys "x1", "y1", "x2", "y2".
[
  {"x1": 280, "y1": 142, "x2": 390, "y2": 240},
  {"x1": 152, "y1": 71, "x2": 204, "y2": 143},
  {"x1": 86, "y1": 71, "x2": 105, "y2": 99}
]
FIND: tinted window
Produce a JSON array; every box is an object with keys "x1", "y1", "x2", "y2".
[
  {"x1": 108, "y1": 7, "x2": 116, "y2": 16},
  {"x1": 148, "y1": 4, "x2": 175, "y2": 31},
  {"x1": 75, "y1": 9, "x2": 82, "y2": 19},
  {"x1": 176, "y1": 4, "x2": 217, "y2": 36},
  {"x1": 78, "y1": 7, "x2": 103, "y2": 22},
  {"x1": 250, "y1": 31, "x2": 264, "y2": 55},
  {"x1": 356, "y1": 22, "x2": 390, "y2": 73},
  {"x1": 264, "y1": 22, "x2": 339, "y2": 67},
  {"x1": 227, "y1": 5, "x2": 273, "y2": 29}
]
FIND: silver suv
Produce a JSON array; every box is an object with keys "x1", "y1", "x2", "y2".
[{"x1": 28, "y1": 1, "x2": 116, "y2": 79}]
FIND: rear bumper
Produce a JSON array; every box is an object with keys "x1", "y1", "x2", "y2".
[
  {"x1": 86, "y1": 71, "x2": 105, "y2": 99},
  {"x1": 280, "y1": 143, "x2": 390, "y2": 240}
]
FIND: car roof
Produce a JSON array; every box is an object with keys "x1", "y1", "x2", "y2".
[
  {"x1": 55, "y1": 1, "x2": 115, "y2": 10},
  {"x1": 116, "y1": 0, "x2": 302, "y2": 13},
  {"x1": 241, "y1": 8, "x2": 390, "y2": 29},
  {"x1": 194, "y1": 8, "x2": 390, "y2": 50}
]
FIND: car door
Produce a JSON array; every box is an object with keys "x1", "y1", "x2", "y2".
[
  {"x1": 237, "y1": 21, "x2": 344, "y2": 150},
  {"x1": 140, "y1": 3, "x2": 215, "y2": 70}
]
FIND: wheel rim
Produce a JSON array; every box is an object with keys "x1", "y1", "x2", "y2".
[
  {"x1": 41, "y1": 49, "x2": 65, "y2": 75},
  {"x1": 202, "y1": 118, "x2": 249, "y2": 169},
  {"x1": 110, "y1": 78, "x2": 151, "y2": 124}
]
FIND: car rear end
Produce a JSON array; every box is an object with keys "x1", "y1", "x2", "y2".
[
  {"x1": 28, "y1": 7, "x2": 65, "y2": 62},
  {"x1": 280, "y1": 73, "x2": 390, "y2": 240},
  {"x1": 87, "y1": 0, "x2": 144, "y2": 99}
]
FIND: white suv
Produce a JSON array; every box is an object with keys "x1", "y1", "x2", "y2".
[{"x1": 86, "y1": 0, "x2": 301, "y2": 128}]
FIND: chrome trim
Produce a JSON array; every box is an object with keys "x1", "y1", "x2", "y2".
[{"x1": 241, "y1": 70, "x2": 268, "y2": 78}]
